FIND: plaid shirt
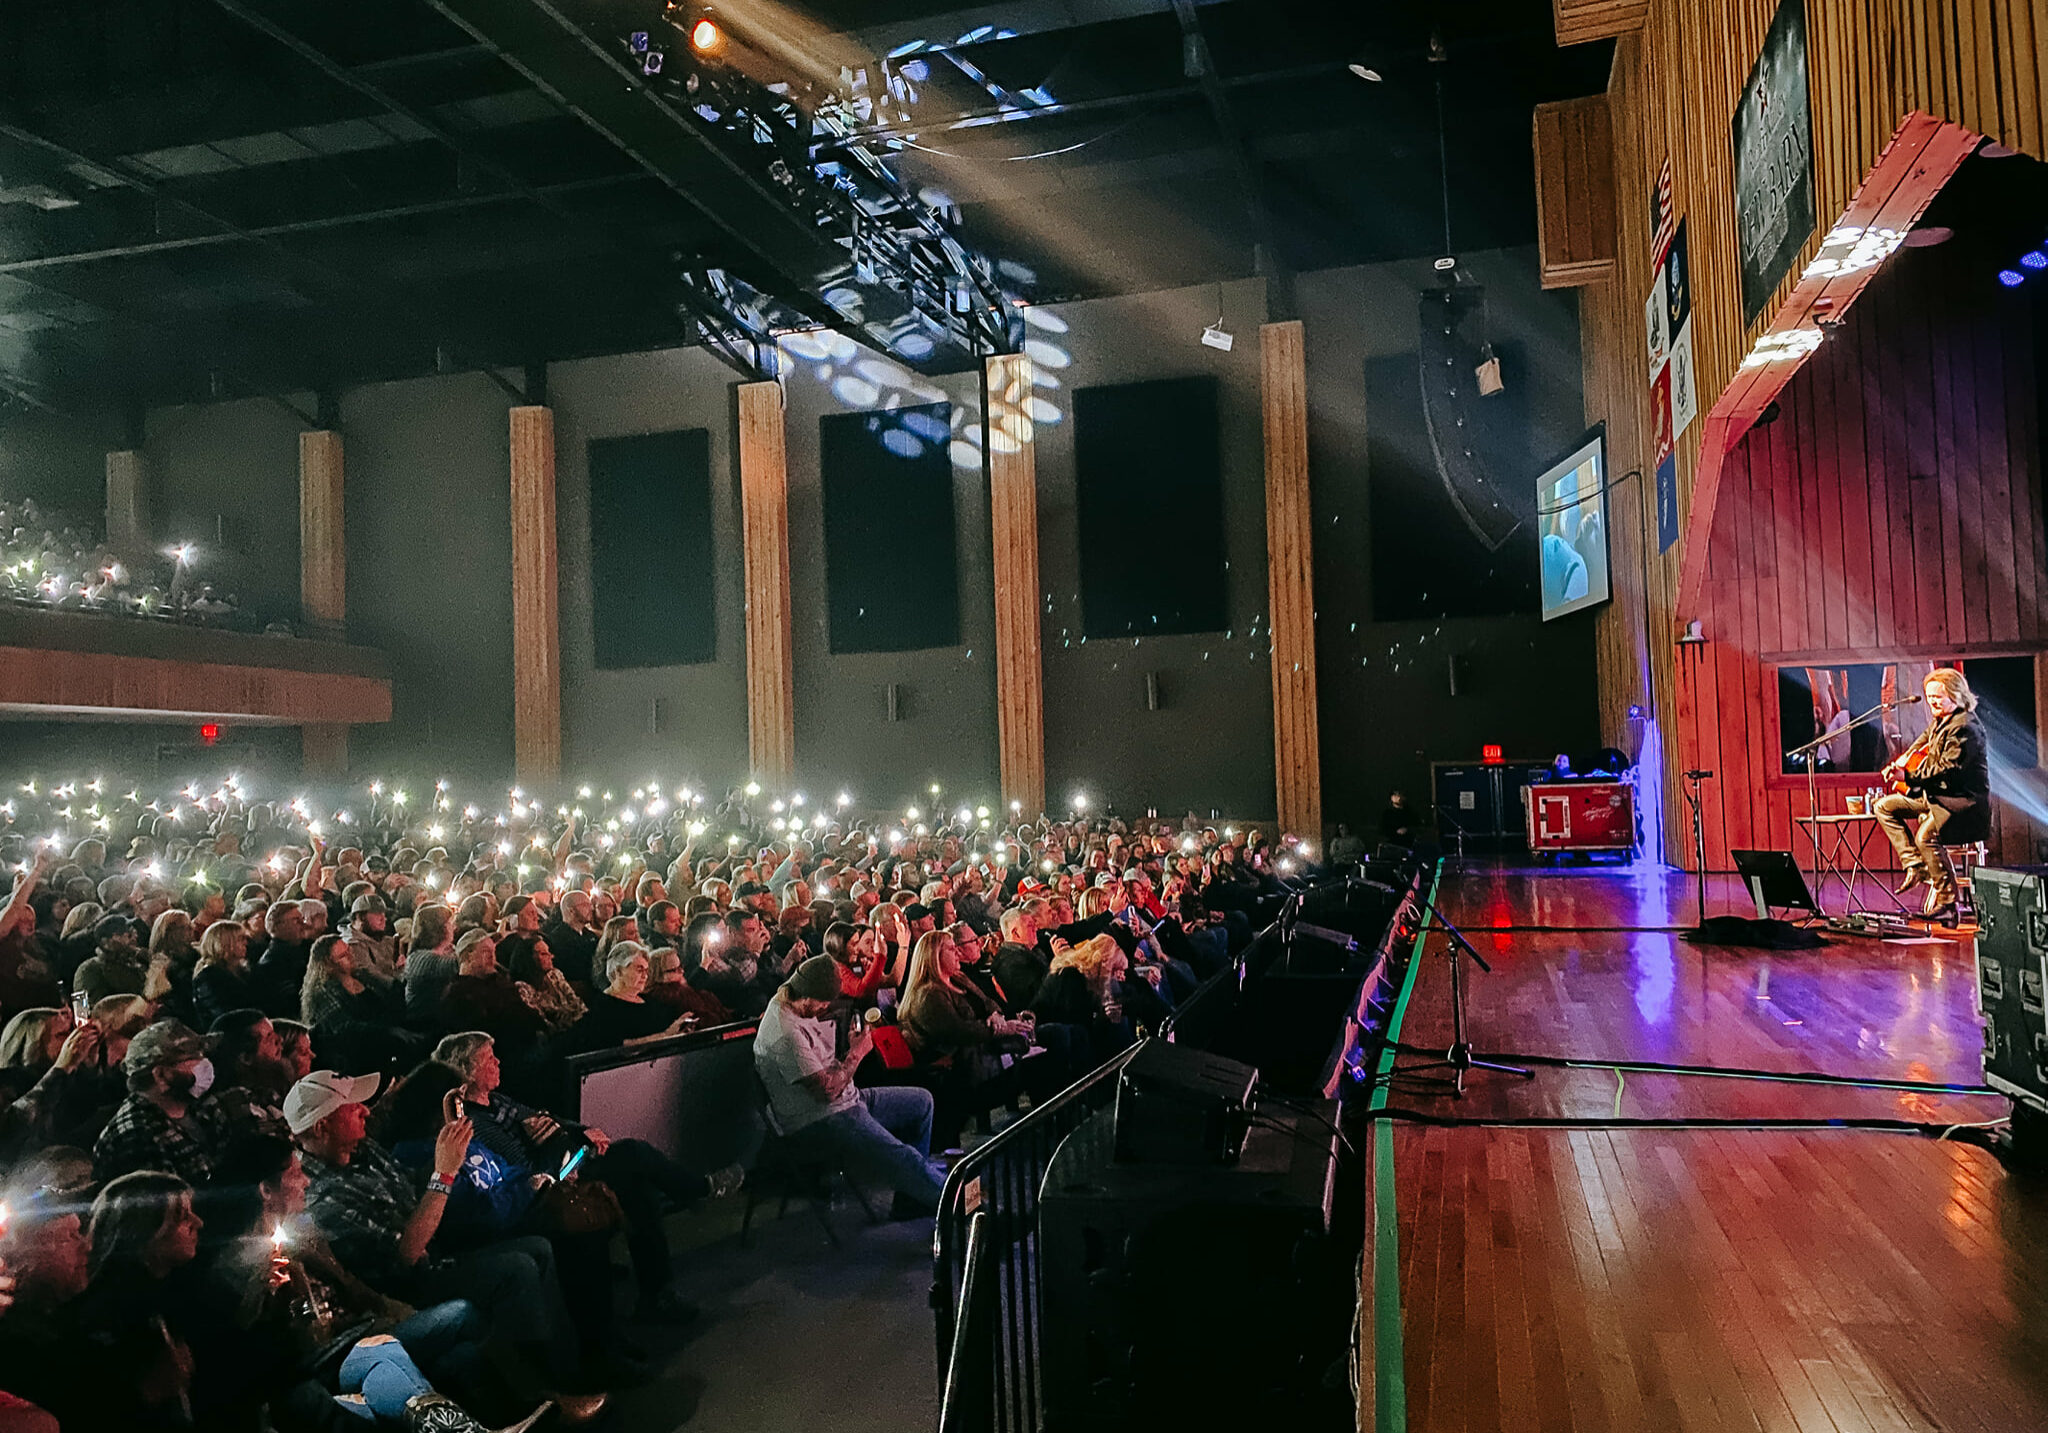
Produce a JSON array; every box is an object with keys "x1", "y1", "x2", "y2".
[
  {"x1": 302, "y1": 1137, "x2": 426, "y2": 1290},
  {"x1": 91, "y1": 1091, "x2": 229, "y2": 1184}
]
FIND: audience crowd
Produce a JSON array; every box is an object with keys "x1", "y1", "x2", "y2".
[
  {"x1": 0, "y1": 769, "x2": 1320, "y2": 1431},
  {"x1": 0, "y1": 500, "x2": 242, "y2": 627}
]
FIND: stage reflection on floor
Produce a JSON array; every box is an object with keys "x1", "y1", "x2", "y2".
[{"x1": 1381, "y1": 861, "x2": 2048, "y2": 1433}]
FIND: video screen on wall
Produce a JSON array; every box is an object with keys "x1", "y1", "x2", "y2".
[{"x1": 1536, "y1": 431, "x2": 1610, "y2": 621}]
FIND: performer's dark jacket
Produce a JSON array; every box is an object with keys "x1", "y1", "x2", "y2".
[{"x1": 1901, "y1": 711, "x2": 1990, "y2": 812}]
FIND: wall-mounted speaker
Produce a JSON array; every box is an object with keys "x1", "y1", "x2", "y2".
[
  {"x1": 649, "y1": 697, "x2": 666, "y2": 736},
  {"x1": 886, "y1": 683, "x2": 903, "y2": 722},
  {"x1": 1145, "y1": 671, "x2": 1160, "y2": 711},
  {"x1": 1447, "y1": 654, "x2": 1465, "y2": 697}
]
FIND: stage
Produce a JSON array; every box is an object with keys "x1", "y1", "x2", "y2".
[{"x1": 1364, "y1": 861, "x2": 2048, "y2": 1433}]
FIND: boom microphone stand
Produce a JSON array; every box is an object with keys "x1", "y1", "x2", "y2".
[
  {"x1": 1681, "y1": 768, "x2": 1712, "y2": 929},
  {"x1": 1392, "y1": 891, "x2": 1533, "y2": 1099}
]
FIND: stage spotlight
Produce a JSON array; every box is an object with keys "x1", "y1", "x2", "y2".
[
  {"x1": 2022, "y1": 251, "x2": 2048, "y2": 270},
  {"x1": 1347, "y1": 62, "x2": 1383, "y2": 81},
  {"x1": 1999, "y1": 269, "x2": 2026, "y2": 287},
  {"x1": 691, "y1": 17, "x2": 721, "y2": 51}
]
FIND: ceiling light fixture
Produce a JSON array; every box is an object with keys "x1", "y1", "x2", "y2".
[{"x1": 1347, "y1": 62, "x2": 1382, "y2": 82}]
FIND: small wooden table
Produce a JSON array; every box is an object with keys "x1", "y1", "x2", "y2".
[{"x1": 1794, "y1": 811, "x2": 1909, "y2": 917}]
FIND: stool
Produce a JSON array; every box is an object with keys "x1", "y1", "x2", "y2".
[
  {"x1": 739, "y1": 1127, "x2": 872, "y2": 1249},
  {"x1": 1934, "y1": 841, "x2": 1990, "y2": 925}
]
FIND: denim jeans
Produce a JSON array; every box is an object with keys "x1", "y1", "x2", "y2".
[
  {"x1": 334, "y1": 1337, "x2": 432, "y2": 1422},
  {"x1": 588, "y1": 1136, "x2": 712, "y2": 1299},
  {"x1": 786, "y1": 1086, "x2": 944, "y2": 1205}
]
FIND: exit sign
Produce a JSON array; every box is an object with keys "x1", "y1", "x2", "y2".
[
  {"x1": 200, "y1": 723, "x2": 221, "y2": 746},
  {"x1": 1482, "y1": 744, "x2": 1503, "y2": 764}
]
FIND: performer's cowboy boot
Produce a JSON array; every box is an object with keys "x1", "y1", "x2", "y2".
[
  {"x1": 1923, "y1": 875, "x2": 1960, "y2": 926},
  {"x1": 1895, "y1": 861, "x2": 1926, "y2": 897}
]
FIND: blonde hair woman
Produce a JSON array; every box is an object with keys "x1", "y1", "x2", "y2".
[
  {"x1": 190, "y1": 920, "x2": 256, "y2": 1029},
  {"x1": 1875, "y1": 665, "x2": 1990, "y2": 922},
  {"x1": 899, "y1": 929, "x2": 1021, "y2": 1066}
]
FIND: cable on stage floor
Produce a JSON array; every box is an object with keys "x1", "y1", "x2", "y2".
[{"x1": 1378, "y1": 1044, "x2": 1997, "y2": 1096}]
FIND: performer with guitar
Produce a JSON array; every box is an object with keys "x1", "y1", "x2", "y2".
[{"x1": 1873, "y1": 667, "x2": 1990, "y2": 922}]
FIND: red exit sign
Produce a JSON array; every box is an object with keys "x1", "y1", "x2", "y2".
[{"x1": 1482, "y1": 744, "x2": 1503, "y2": 764}]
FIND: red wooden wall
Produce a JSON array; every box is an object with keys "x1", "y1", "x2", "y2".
[{"x1": 1677, "y1": 241, "x2": 2046, "y2": 871}]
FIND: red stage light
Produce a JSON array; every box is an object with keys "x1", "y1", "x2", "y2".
[
  {"x1": 1482, "y1": 744, "x2": 1503, "y2": 764},
  {"x1": 199, "y1": 723, "x2": 220, "y2": 746}
]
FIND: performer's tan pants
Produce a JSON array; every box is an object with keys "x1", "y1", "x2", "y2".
[{"x1": 1872, "y1": 792, "x2": 1954, "y2": 899}]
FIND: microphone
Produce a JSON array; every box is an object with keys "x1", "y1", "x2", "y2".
[
  {"x1": 1683, "y1": 770, "x2": 1714, "y2": 780},
  {"x1": 1890, "y1": 694, "x2": 1924, "y2": 705}
]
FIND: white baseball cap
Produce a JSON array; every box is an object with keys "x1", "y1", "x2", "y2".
[{"x1": 284, "y1": 1070, "x2": 382, "y2": 1135}]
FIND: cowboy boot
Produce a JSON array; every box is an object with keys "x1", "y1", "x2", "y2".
[
  {"x1": 402, "y1": 1392, "x2": 557, "y2": 1433},
  {"x1": 1895, "y1": 862, "x2": 1925, "y2": 897}
]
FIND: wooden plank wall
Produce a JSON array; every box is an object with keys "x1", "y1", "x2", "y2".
[
  {"x1": 1554, "y1": 0, "x2": 1649, "y2": 45},
  {"x1": 299, "y1": 429, "x2": 345, "y2": 638},
  {"x1": 986, "y1": 352, "x2": 1046, "y2": 818},
  {"x1": 1533, "y1": 96, "x2": 1618, "y2": 288},
  {"x1": 737, "y1": 380, "x2": 796, "y2": 787},
  {"x1": 0, "y1": 645, "x2": 391, "y2": 723},
  {"x1": 1680, "y1": 244, "x2": 2045, "y2": 869},
  {"x1": 509, "y1": 405, "x2": 562, "y2": 785},
  {"x1": 1578, "y1": 0, "x2": 2048, "y2": 865},
  {"x1": 1261, "y1": 321, "x2": 1322, "y2": 841},
  {"x1": 104, "y1": 449, "x2": 148, "y2": 562}
]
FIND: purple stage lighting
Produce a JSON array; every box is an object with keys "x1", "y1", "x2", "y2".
[{"x1": 1999, "y1": 269, "x2": 2026, "y2": 287}]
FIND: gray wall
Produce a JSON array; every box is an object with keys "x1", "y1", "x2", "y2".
[
  {"x1": 551, "y1": 348, "x2": 748, "y2": 784},
  {"x1": 0, "y1": 248, "x2": 1601, "y2": 832},
  {"x1": 1032, "y1": 278, "x2": 1276, "y2": 821},
  {"x1": 1299, "y1": 249, "x2": 1598, "y2": 833},
  {"x1": 145, "y1": 395, "x2": 304, "y2": 624},
  {"x1": 0, "y1": 405, "x2": 122, "y2": 515}
]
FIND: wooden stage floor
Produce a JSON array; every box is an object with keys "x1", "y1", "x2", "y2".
[{"x1": 1369, "y1": 861, "x2": 2048, "y2": 1433}]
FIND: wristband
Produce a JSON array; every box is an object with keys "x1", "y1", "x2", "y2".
[{"x1": 426, "y1": 1172, "x2": 455, "y2": 1195}]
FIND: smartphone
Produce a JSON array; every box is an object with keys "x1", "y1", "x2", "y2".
[
  {"x1": 70, "y1": 989, "x2": 90, "y2": 1022},
  {"x1": 558, "y1": 1145, "x2": 589, "y2": 1181}
]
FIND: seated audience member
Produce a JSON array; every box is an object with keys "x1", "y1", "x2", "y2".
[
  {"x1": 190, "y1": 920, "x2": 260, "y2": 1030},
  {"x1": 287, "y1": 1070, "x2": 606, "y2": 1417},
  {"x1": 436, "y1": 932, "x2": 548, "y2": 1064},
  {"x1": 71, "y1": 1171, "x2": 210, "y2": 1429},
  {"x1": 898, "y1": 928, "x2": 1041, "y2": 1142},
  {"x1": 203, "y1": 1007, "x2": 294, "y2": 1141},
  {"x1": 0, "y1": 1008, "x2": 69, "y2": 1104},
  {"x1": 375, "y1": 1063, "x2": 639, "y2": 1385},
  {"x1": 641, "y1": 943, "x2": 730, "y2": 1026},
  {"x1": 404, "y1": 904, "x2": 460, "y2": 1018},
  {"x1": 0, "y1": 857, "x2": 61, "y2": 1021},
  {"x1": 345, "y1": 894, "x2": 400, "y2": 989},
  {"x1": 985, "y1": 906, "x2": 1050, "y2": 1012},
  {"x1": 538, "y1": 892, "x2": 600, "y2": 989},
  {"x1": 274, "y1": 1017, "x2": 316, "y2": 1082},
  {"x1": 1029, "y1": 933, "x2": 1159, "y2": 1062},
  {"x1": 70, "y1": 914, "x2": 149, "y2": 1007},
  {"x1": 93, "y1": 1018, "x2": 230, "y2": 1184},
  {"x1": 255, "y1": 901, "x2": 313, "y2": 1019},
  {"x1": 191, "y1": 1133, "x2": 540, "y2": 1433},
  {"x1": 578, "y1": 945, "x2": 695, "y2": 1048},
  {"x1": 496, "y1": 932, "x2": 586, "y2": 1034},
  {"x1": 302, "y1": 934, "x2": 415, "y2": 1076},
  {"x1": 432, "y1": 1032, "x2": 741, "y2": 1324},
  {"x1": 754, "y1": 956, "x2": 944, "y2": 1216},
  {"x1": 0, "y1": 1176, "x2": 94, "y2": 1431}
]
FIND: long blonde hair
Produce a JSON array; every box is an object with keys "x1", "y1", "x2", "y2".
[
  {"x1": 1925, "y1": 667, "x2": 1978, "y2": 713},
  {"x1": 193, "y1": 920, "x2": 248, "y2": 976},
  {"x1": 904, "y1": 929, "x2": 960, "y2": 1000},
  {"x1": 1048, "y1": 933, "x2": 1122, "y2": 995}
]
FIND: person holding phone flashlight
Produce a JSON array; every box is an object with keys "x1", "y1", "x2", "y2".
[{"x1": 430, "y1": 1032, "x2": 742, "y2": 1327}]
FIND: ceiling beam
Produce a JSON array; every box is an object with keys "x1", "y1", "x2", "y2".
[
  {"x1": 844, "y1": 0, "x2": 1223, "y2": 57},
  {"x1": 0, "y1": 173, "x2": 653, "y2": 276}
]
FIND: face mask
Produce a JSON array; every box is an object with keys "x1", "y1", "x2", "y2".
[{"x1": 184, "y1": 1057, "x2": 215, "y2": 1099}]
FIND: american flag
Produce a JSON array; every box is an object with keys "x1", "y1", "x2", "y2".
[{"x1": 1651, "y1": 158, "x2": 1676, "y2": 268}]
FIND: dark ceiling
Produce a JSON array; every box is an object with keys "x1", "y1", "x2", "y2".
[{"x1": 0, "y1": 0, "x2": 1611, "y2": 413}]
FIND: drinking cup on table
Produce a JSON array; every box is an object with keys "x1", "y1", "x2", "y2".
[{"x1": 1845, "y1": 795, "x2": 1865, "y2": 815}]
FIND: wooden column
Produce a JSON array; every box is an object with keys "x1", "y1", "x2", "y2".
[
  {"x1": 104, "y1": 449, "x2": 150, "y2": 562},
  {"x1": 302, "y1": 724, "x2": 349, "y2": 779},
  {"x1": 510, "y1": 405, "x2": 561, "y2": 784},
  {"x1": 299, "y1": 429, "x2": 346, "y2": 638},
  {"x1": 737, "y1": 381, "x2": 795, "y2": 786},
  {"x1": 987, "y1": 352, "x2": 1045, "y2": 818},
  {"x1": 1261, "y1": 320, "x2": 1322, "y2": 840}
]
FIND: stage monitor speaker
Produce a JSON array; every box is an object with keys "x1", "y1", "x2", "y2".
[
  {"x1": 1974, "y1": 866, "x2": 2048, "y2": 1114},
  {"x1": 1112, "y1": 1039, "x2": 1257, "y2": 1165},
  {"x1": 1730, "y1": 849, "x2": 1820, "y2": 916},
  {"x1": 1041, "y1": 1104, "x2": 1343, "y2": 1433}
]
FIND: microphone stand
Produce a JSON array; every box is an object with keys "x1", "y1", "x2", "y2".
[
  {"x1": 1783, "y1": 696, "x2": 1914, "y2": 912},
  {"x1": 1681, "y1": 769, "x2": 1711, "y2": 928},
  {"x1": 1389, "y1": 889, "x2": 1533, "y2": 1099}
]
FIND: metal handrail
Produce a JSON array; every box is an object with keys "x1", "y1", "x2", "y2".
[{"x1": 937, "y1": 1211, "x2": 996, "y2": 1433}]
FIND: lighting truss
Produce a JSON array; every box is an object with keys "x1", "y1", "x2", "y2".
[{"x1": 632, "y1": 10, "x2": 1023, "y2": 379}]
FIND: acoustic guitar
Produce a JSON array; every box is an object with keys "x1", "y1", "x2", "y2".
[{"x1": 1885, "y1": 745, "x2": 1933, "y2": 796}]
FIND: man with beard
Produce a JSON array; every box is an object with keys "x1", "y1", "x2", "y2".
[
  {"x1": 91, "y1": 1018, "x2": 230, "y2": 1183},
  {"x1": 203, "y1": 1007, "x2": 294, "y2": 1140},
  {"x1": 541, "y1": 889, "x2": 601, "y2": 987}
]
